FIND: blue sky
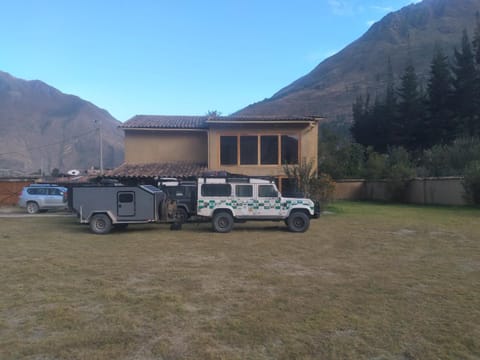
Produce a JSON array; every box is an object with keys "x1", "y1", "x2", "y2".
[{"x1": 0, "y1": 0, "x2": 421, "y2": 121}]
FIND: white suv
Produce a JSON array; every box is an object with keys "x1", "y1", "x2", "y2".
[
  {"x1": 197, "y1": 177, "x2": 320, "y2": 233},
  {"x1": 18, "y1": 184, "x2": 68, "y2": 214}
]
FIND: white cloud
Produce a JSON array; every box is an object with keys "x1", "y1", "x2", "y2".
[
  {"x1": 371, "y1": 5, "x2": 394, "y2": 13},
  {"x1": 327, "y1": 0, "x2": 355, "y2": 16},
  {"x1": 366, "y1": 20, "x2": 376, "y2": 27}
]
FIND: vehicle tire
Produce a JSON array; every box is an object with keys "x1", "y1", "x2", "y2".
[
  {"x1": 90, "y1": 214, "x2": 113, "y2": 234},
  {"x1": 175, "y1": 207, "x2": 189, "y2": 224},
  {"x1": 26, "y1": 202, "x2": 40, "y2": 214},
  {"x1": 212, "y1": 211, "x2": 234, "y2": 233},
  {"x1": 287, "y1": 212, "x2": 310, "y2": 233}
]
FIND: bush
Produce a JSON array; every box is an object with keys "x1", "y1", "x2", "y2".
[
  {"x1": 284, "y1": 159, "x2": 336, "y2": 204},
  {"x1": 363, "y1": 147, "x2": 387, "y2": 179},
  {"x1": 463, "y1": 161, "x2": 480, "y2": 204},
  {"x1": 385, "y1": 147, "x2": 416, "y2": 202},
  {"x1": 421, "y1": 137, "x2": 480, "y2": 176},
  {"x1": 310, "y1": 173, "x2": 336, "y2": 204}
]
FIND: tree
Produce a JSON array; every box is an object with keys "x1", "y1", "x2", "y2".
[
  {"x1": 206, "y1": 110, "x2": 222, "y2": 117},
  {"x1": 473, "y1": 13, "x2": 480, "y2": 132},
  {"x1": 351, "y1": 94, "x2": 372, "y2": 147},
  {"x1": 452, "y1": 30, "x2": 478, "y2": 136},
  {"x1": 51, "y1": 168, "x2": 60, "y2": 177},
  {"x1": 396, "y1": 62, "x2": 425, "y2": 149},
  {"x1": 382, "y1": 57, "x2": 398, "y2": 149},
  {"x1": 426, "y1": 46, "x2": 455, "y2": 145}
]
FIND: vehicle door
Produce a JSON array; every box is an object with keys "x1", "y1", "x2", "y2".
[
  {"x1": 234, "y1": 184, "x2": 254, "y2": 217},
  {"x1": 47, "y1": 188, "x2": 63, "y2": 206},
  {"x1": 255, "y1": 184, "x2": 283, "y2": 218},
  {"x1": 117, "y1": 191, "x2": 135, "y2": 217}
]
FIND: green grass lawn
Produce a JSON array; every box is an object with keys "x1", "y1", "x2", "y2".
[{"x1": 1, "y1": 202, "x2": 479, "y2": 359}]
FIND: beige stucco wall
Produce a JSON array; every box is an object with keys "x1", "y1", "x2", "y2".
[
  {"x1": 207, "y1": 122, "x2": 319, "y2": 177},
  {"x1": 334, "y1": 178, "x2": 467, "y2": 205},
  {"x1": 124, "y1": 130, "x2": 208, "y2": 164}
]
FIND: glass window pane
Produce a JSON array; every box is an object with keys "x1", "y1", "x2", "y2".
[
  {"x1": 281, "y1": 135, "x2": 299, "y2": 164},
  {"x1": 261, "y1": 136, "x2": 278, "y2": 165},
  {"x1": 258, "y1": 185, "x2": 278, "y2": 198},
  {"x1": 236, "y1": 185, "x2": 253, "y2": 197},
  {"x1": 201, "y1": 184, "x2": 232, "y2": 197},
  {"x1": 240, "y1": 136, "x2": 258, "y2": 165},
  {"x1": 281, "y1": 178, "x2": 299, "y2": 197},
  {"x1": 119, "y1": 193, "x2": 134, "y2": 203},
  {"x1": 220, "y1": 136, "x2": 237, "y2": 165}
]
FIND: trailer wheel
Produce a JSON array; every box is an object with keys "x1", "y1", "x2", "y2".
[
  {"x1": 90, "y1": 214, "x2": 112, "y2": 234},
  {"x1": 287, "y1": 212, "x2": 310, "y2": 233},
  {"x1": 212, "y1": 211, "x2": 234, "y2": 233}
]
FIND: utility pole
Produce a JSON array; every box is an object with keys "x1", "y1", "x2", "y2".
[{"x1": 95, "y1": 119, "x2": 104, "y2": 175}]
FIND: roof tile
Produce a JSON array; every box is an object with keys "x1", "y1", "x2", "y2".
[
  {"x1": 108, "y1": 161, "x2": 208, "y2": 178},
  {"x1": 121, "y1": 115, "x2": 322, "y2": 129}
]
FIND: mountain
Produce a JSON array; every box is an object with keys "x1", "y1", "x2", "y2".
[
  {"x1": 237, "y1": 0, "x2": 480, "y2": 121},
  {"x1": 0, "y1": 71, "x2": 124, "y2": 175}
]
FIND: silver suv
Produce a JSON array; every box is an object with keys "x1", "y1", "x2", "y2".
[{"x1": 18, "y1": 184, "x2": 68, "y2": 214}]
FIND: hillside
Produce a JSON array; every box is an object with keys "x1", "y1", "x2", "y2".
[
  {"x1": 237, "y1": 0, "x2": 480, "y2": 121},
  {"x1": 0, "y1": 71, "x2": 124, "y2": 175}
]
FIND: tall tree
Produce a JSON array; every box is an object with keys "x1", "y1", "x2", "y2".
[
  {"x1": 351, "y1": 94, "x2": 372, "y2": 146},
  {"x1": 452, "y1": 30, "x2": 478, "y2": 136},
  {"x1": 473, "y1": 13, "x2": 480, "y2": 131},
  {"x1": 381, "y1": 58, "x2": 398, "y2": 150},
  {"x1": 396, "y1": 61, "x2": 425, "y2": 149},
  {"x1": 426, "y1": 46, "x2": 455, "y2": 145},
  {"x1": 474, "y1": 12, "x2": 480, "y2": 65}
]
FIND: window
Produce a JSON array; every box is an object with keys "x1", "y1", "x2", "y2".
[
  {"x1": 281, "y1": 178, "x2": 299, "y2": 197},
  {"x1": 240, "y1": 136, "x2": 258, "y2": 165},
  {"x1": 258, "y1": 185, "x2": 278, "y2": 198},
  {"x1": 201, "y1": 184, "x2": 231, "y2": 197},
  {"x1": 28, "y1": 188, "x2": 47, "y2": 195},
  {"x1": 260, "y1": 136, "x2": 278, "y2": 165},
  {"x1": 281, "y1": 135, "x2": 299, "y2": 164},
  {"x1": 220, "y1": 136, "x2": 237, "y2": 165},
  {"x1": 219, "y1": 134, "x2": 299, "y2": 166},
  {"x1": 118, "y1": 193, "x2": 134, "y2": 203},
  {"x1": 236, "y1": 185, "x2": 253, "y2": 197},
  {"x1": 48, "y1": 188, "x2": 62, "y2": 196}
]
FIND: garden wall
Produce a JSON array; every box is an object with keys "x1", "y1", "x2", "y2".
[
  {"x1": 0, "y1": 179, "x2": 37, "y2": 206},
  {"x1": 335, "y1": 177, "x2": 466, "y2": 206}
]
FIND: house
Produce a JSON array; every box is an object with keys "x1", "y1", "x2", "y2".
[{"x1": 111, "y1": 115, "x2": 322, "y2": 192}]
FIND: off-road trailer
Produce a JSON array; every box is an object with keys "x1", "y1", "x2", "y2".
[{"x1": 71, "y1": 185, "x2": 178, "y2": 234}]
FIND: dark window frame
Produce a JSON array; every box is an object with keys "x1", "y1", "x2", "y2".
[
  {"x1": 201, "y1": 184, "x2": 232, "y2": 197},
  {"x1": 219, "y1": 133, "x2": 300, "y2": 166}
]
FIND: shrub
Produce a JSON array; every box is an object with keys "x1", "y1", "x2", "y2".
[
  {"x1": 284, "y1": 158, "x2": 336, "y2": 204},
  {"x1": 463, "y1": 161, "x2": 480, "y2": 204},
  {"x1": 385, "y1": 147, "x2": 416, "y2": 202}
]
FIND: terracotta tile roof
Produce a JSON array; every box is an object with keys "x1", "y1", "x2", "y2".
[
  {"x1": 121, "y1": 115, "x2": 208, "y2": 129},
  {"x1": 121, "y1": 115, "x2": 323, "y2": 129},
  {"x1": 107, "y1": 161, "x2": 208, "y2": 178},
  {"x1": 207, "y1": 115, "x2": 323, "y2": 123}
]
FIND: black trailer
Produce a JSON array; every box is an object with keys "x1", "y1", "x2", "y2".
[{"x1": 71, "y1": 185, "x2": 177, "y2": 234}]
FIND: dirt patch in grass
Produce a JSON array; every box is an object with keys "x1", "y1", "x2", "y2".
[{"x1": 1, "y1": 202, "x2": 480, "y2": 359}]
